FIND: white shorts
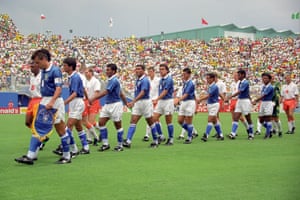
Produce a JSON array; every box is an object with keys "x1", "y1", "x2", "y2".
[
  {"x1": 235, "y1": 99, "x2": 252, "y2": 115},
  {"x1": 155, "y1": 99, "x2": 174, "y2": 115},
  {"x1": 132, "y1": 99, "x2": 153, "y2": 118},
  {"x1": 207, "y1": 103, "x2": 219, "y2": 116},
  {"x1": 100, "y1": 101, "x2": 123, "y2": 122},
  {"x1": 259, "y1": 101, "x2": 273, "y2": 116},
  {"x1": 40, "y1": 97, "x2": 65, "y2": 124},
  {"x1": 69, "y1": 98, "x2": 84, "y2": 120},
  {"x1": 178, "y1": 100, "x2": 196, "y2": 116}
]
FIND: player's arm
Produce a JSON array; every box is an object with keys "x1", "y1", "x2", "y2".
[
  {"x1": 156, "y1": 89, "x2": 168, "y2": 100},
  {"x1": 89, "y1": 90, "x2": 108, "y2": 104},
  {"x1": 198, "y1": 93, "x2": 209, "y2": 103},
  {"x1": 64, "y1": 92, "x2": 77, "y2": 105},
  {"x1": 127, "y1": 90, "x2": 145, "y2": 108},
  {"x1": 252, "y1": 94, "x2": 265, "y2": 105},
  {"x1": 227, "y1": 90, "x2": 240, "y2": 100},
  {"x1": 175, "y1": 93, "x2": 189, "y2": 105},
  {"x1": 219, "y1": 92, "x2": 225, "y2": 101},
  {"x1": 120, "y1": 91, "x2": 128, "y2": 106}
]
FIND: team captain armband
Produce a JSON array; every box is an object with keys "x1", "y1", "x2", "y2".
[
  {"x1": 31, "y1": 104, "x2": 57, "y2": 142},
  {"x1": 54, "y1": 77, "x2": 62, "y2": 84}
]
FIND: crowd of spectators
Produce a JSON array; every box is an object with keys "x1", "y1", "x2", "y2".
[{"x1": 0, "y1": 14, "x2": 299, "y2": 98}]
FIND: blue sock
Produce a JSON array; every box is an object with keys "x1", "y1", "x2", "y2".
[
  {"x1": 100, "y1": 127, "x2": 108, "y2": 140},
  {"x1": 155, "y1": 122, "x2": 163, "y2": 135},
  {"x1": 126, "y1": 124, "x2": 136, "y2": 141},
  {"x1": 231, "y1": 121, "x2": 239, "y2": 135},
  {"x1": 187, "y1": 124, "x2": 193, "y2": 138},
  {"x1": 117, "y1": 128, "x2": 123, "y2": 144},
  {"x1": 205, "y1": 122, "x2": 213, "y2": 135},
  {"x1": 248, "y1": 124, "x2": 253, "y2": 134},
  {"x1": 61, "y1": 134, "x2": 70, "y2": 153},
  {"x1": 150, "y1": 124, "x2": 158, "y2": 140},
  {"x1": 263, "y1": 121, "x2": 267, "y2": 128},
  {"x1": 66, "y1": 128, "x2": 75, "y2": 146},
  {"x1": 214, "y1": 122, "x2": 222, "y2": 135},
  {"x1": 29, "y1": 136, "x2": 41, "y2": 152},
  {"x1": 266, "y1": 122, "x2": 272, "y2": 136},
  {"x1": 167, "y1": 124, "x2": 174, "y2": 138},
  {"x1": 78, "y1": 131, "x2": 88, "y2": 146},
  {"x1": 182, "y1": 123, "x2": 188, "y2": 131}
]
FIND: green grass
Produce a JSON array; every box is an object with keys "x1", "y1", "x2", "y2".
[{"x1": 0, "y1": 113, "x2": 299, "y2": 200}]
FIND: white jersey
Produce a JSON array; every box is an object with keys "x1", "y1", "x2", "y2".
[
  {"x1": 149, "y1": 76, "x2": 160, "y2": 100},
  {"x1": 216, "y1": 80, "x2": 226, "y2": 100},
  {"x1": 216, "y1": 80, "x2": 226, "y2": 94},
  {"x1": 29, "y1": 71, "x2": 41, "y2": 98},
  {"x1": 86, "y1": 76, "x2": 101, "y2": 98},
  {"x1": 281, "y1": 82, "x2": 299, "y2": 99},
  {"x1": 229, "y1": 81, "x2": 239, "y2": 99}
]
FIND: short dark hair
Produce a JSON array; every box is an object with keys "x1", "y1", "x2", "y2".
[
  {"x1": 261, "y1": 72, "x2": 272, "y2": 79},
  {"x1": 31, "y1": 48, "x2": 51, "y2": 62},
  {"x1": 206, "y1": 72, "x2": 216, "y2": 79},
  {"x1": 106, "y1": 63, "x2": 117, "y2": 73},
  {"x1": 183, "y1": 67, "x2": 191, "y2": 74},
  {"x1": 63, "y1": 57, "x2": 77, "y2": 71},
  {"x1": 136, "y1": 64, "x2": 145, "y2": 71},
  {"x1": 159, "y1": 63, "x2": 169, "y2": 73},
  {"x1": 237, "y1": 69, "x2": 246, "y2": 77}
]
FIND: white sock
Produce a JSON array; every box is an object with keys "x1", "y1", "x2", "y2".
[
  {"x1": 63, "y1": 152, "x2": 71, "y2": 160},
  {"x1": 257, "y1": 120, "x2": 262, "y2": 132},
  {"x1": 277, "y1": 120, "x2": 282, "y2": 132},
  {"x1": 89, "y1": 126, "x2": 99, "y2": 140},
  {"x1": 145, "y1": 125, "x2": 150, "y2": 137},
  {"x1": 192, "y1": 127, "x2": 198, "y2": 134},
  {"x1": 180, "y1": 128, "x2": 186, "y2": 137},
  {"x1": 288, "y1": 121, "x2": 293, "y2": 131},
  {"x1": 70, "y1": 144, "x2": 78, "y2": 153},
  {"x1": 86, "y1": 129, "x2": 92, "y2": 141},
  {"x1": 27, "y1": 151, "x2": 36, "y2": 159},
  {"x1": 102, "y1": 139, "x2": 109, "y2": 145}
]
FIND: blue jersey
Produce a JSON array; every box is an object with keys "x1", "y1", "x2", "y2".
[
  {"x1": 68, "y1": 72, "x2": 84, "y2": 98},
  {"x1": 159, "y1": 74, "x2": 174, "y2": 99},
  {"x1": 261, "y1": 83, "x2": 274, "y2": 101},
  {"x1": 41, "y1": 65, "x2": 63, "y2": 97},
  {"x1": 135, "y1": 75, "x2": 150, "y2": 100},
  {"x1": 238, "y1": 79, "x2": 250, "y2": 99},
  {"x1": 182, "y1": 79, "x2": 195, "y2": 101},
  {"x1": 105, "y1": 75, "x2": 122, "y2": 104},
  {"x1": 207, "y1": 83, "x2": 219, "y2": 104}
]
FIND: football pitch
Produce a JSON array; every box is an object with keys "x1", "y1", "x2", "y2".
[{"x1": 1, "y1": 112, "x2": 299, "y2": 200}]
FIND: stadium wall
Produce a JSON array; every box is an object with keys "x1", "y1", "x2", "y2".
[{"x1": 144, "y1": 24, "x2": 299, "y2": 42}]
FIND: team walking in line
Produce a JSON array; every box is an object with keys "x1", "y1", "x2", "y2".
[{"x1": 15, "y1": 48, "x2": 299, "y2": 165}]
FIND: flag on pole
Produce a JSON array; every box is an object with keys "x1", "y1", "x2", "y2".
[
  {"x1": 40, "y1": 14, "x2": 46, "y2": 20},
  {"x1": 109, "y1": 17, "x2": 113, "y2": 28},
  {"x1": 291, "y1": 12, "x2": 300, "y2": 20},
  {"x1": 201, "y1": 18, "x2": 208, "y2": 25}
]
